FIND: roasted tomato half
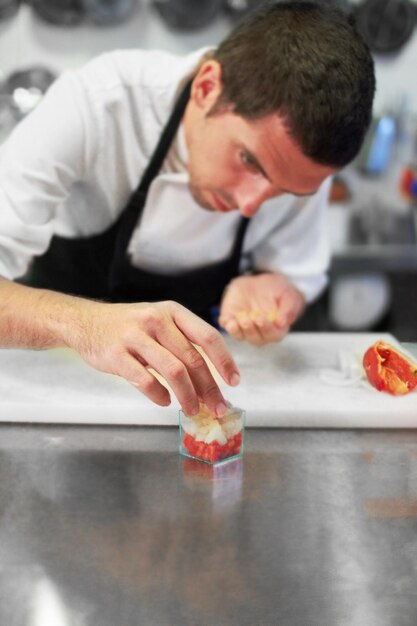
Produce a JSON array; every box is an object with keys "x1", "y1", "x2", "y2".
[{"x1": 363, "y1": 341, "x2": 417, "y2": 396}]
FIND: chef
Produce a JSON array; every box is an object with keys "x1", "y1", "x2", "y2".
[{"x1": 0, "y1": 2, "x2": 375, "y2": 417}]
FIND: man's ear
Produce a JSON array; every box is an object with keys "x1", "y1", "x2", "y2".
[{"x1": 190, "y1": 60, "x2": 223, "y2": 112}]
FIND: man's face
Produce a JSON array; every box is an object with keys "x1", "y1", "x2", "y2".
[{"x1": 183, "y1": 61, "x2": 337, "y2": 217}]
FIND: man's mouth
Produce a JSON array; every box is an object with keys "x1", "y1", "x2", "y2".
[{"x1": 211, "y1": 193, "x2": 233, "y2": 213}]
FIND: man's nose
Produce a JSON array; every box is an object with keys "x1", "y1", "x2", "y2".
[{"x1": 235, "y1": 181, "x2": 273, "y2": 218}]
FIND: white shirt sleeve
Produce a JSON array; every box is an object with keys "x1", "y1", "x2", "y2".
[
  {"x1": 0, "y1": 70, "x2": 99, "y2": 279},
  {"x1": 248, "y1": 177, "x2": 332, "y2": 303}
]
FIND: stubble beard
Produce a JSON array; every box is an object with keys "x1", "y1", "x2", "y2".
[{"x1": 188, "y1": 182, "x2": 216, "y2": 212}]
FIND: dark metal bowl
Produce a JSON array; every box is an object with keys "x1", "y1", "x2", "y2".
[{"x1": 152, "y1": 0, "x2": 223, "y2": 31}]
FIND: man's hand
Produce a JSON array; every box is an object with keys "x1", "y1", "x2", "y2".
[
  {"x1": 69, "y1": 300, "x2": 240, "y2": 417},
  {"x1": 218, "y1": 273, "x2": 305, "y2": 345},
  {"x1": 0, "y1": 278, "x2": 240, "y2": 417}
]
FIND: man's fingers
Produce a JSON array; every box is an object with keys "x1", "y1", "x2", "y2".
[
  {"x1": 274, "y1": 289, "x2": 305, "y2": 328},
  {"x1": 131, "y1": 332, "x2": 229, "y2": 418},
  {"x1": 150, "y1": 320, "x2": 230, "y2": 417},
  {"x1": 223, "y1": 308, "x2": 290, "y2": 345},
  {"x1": 236, "y1": 311, "x2": 266, "y2": 344},
  {"x1": 223, "y1": 318, "x2": 238, "y2": 334},
  {"x1": 132, "y1": 335, "x2": 205, "y2": 416},
  {"x1": 172, "y1": 303, "x2": 241, "y2": 389},
  {"x1": 121, "y1": 355, "x2": 172, "y2": 407},
  {"x1": 221, "y1": 310, "x2": 266, "y2": 345}
]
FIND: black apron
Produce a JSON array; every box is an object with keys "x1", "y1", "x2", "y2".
[{"x1": 27, "y1": 80, "x2": 250, "y2": 324}]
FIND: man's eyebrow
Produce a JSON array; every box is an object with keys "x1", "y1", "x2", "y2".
[
  {"x1": 245, "y1": 149, "x2": 318, "y2": 196},
  {"x1": 281, "y1": 188, "x2": 317, "y2": 197},
  {"x1": 244, "y1": 146, "x2": 318, "y2": 196},
  {"x1": 245, "y1": 149, "x2": 271, "y2": 181}
]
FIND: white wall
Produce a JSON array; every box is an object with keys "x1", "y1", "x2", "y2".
[
  {"x1": 0, "y1": 1, "x2": 229, "y2": 77},
  {"x1": 374, "y1": 35, "x2": 417, "y2": 115},
  {"x1": 0, "y1": 0, "x2": 415, "y2": 114}
]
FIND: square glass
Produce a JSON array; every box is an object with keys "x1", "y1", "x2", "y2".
[{"x1": 179, "y1": 404, "x2": 245, "y2": 465}]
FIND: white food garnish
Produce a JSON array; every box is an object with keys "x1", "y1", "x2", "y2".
[
  {"x1": 319, "y1": 349, "x2": 366, "y2": 387},
  {"x1": 183, "y1": 402, "x2": 243, "y2": 445}
]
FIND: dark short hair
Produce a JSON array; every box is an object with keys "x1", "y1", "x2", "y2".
[{"x1": 211, "y1": 1, "x2": 375, "y2": 168}]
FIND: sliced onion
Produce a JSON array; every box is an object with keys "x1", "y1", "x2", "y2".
[{"x1": 319, "y1": 368, "x2": 363, "y2": 387}]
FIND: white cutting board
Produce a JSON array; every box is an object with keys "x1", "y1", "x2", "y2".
[{"x1": 0, "y1": 332, "x2": 416, "y2": 427}]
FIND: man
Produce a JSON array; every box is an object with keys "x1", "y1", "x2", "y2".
[{"x1": 0, "y1": 2, "x2": 375, "y2": 416}]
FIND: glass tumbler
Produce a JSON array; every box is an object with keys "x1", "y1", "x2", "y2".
[{"x1": 179, "y1": 403, "x2": 245, "y2": 465}]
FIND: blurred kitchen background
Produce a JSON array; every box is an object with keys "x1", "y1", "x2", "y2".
[{"x1": 0, "y1": 0, "x2": 416, "y2": 339}]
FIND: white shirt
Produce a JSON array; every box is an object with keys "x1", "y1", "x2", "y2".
[{"x1": 0, "y1": 48, "x2": 331, "y2": 302}]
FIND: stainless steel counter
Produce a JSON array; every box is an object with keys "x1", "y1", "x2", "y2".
[{"x1": 2, "y1": 424, "x2": 417, "y2": 626}]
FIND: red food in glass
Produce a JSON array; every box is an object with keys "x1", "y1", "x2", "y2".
[{"x1": 182, "y1": 432, "x2": 242, "y2": 462}]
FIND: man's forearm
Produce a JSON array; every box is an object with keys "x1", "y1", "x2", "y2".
[
  {"x1": 0, "y1": 275, "x2": 240, "y2": 418},
  {"x1": 0, "y1": 275, "x2": 86, "y2": 349}
]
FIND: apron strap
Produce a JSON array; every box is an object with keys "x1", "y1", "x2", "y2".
[
  {"x1": 109, "y1": 79, "x2": 192, "y2": 291},
  {"x1": 136, "y1": 78, "x2": 192, "y2": 197},
  {"x1": 232, "y1": 215, "x2": 250, "y2": 258}
]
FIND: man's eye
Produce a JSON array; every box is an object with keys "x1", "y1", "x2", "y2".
[{"x1": 241, "y1": 151, "x2": 258, "y2": 171}]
